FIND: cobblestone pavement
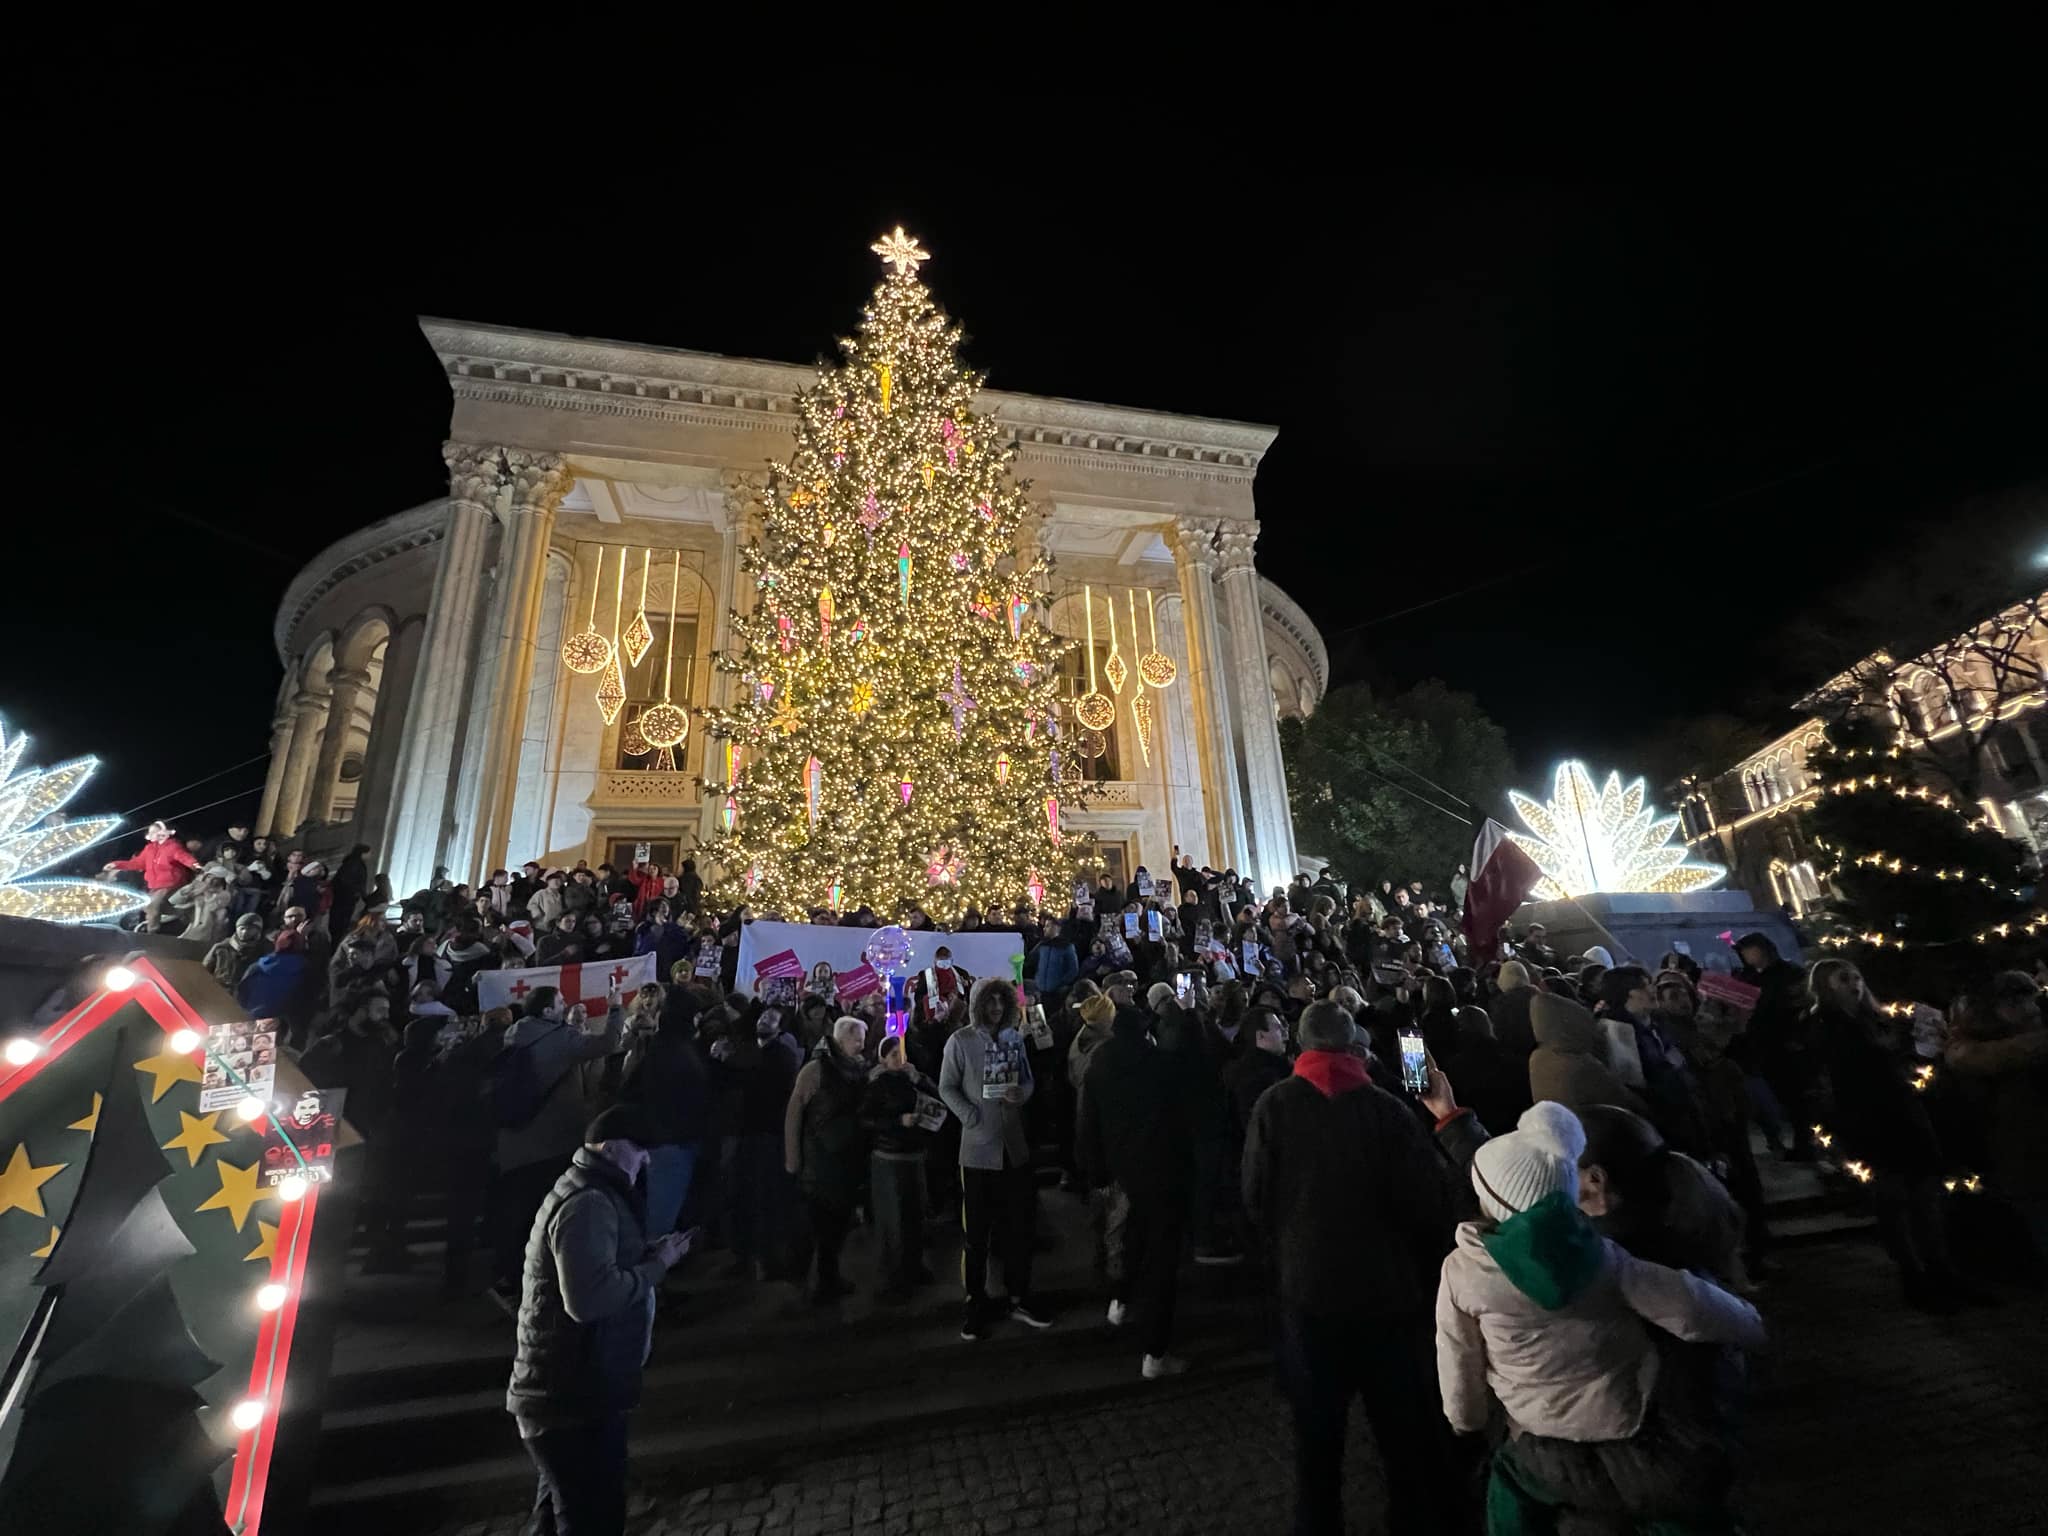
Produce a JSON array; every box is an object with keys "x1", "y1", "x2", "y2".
[{"x1": 436, "y1": 1235, "x2": 2048, "y2": 1536}]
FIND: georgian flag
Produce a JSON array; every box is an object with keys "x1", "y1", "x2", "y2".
[
  {"x1": 476, "y1": 951, "x2": 657, "y2": 1013},
  {"x1": 1460, "y1": 818, "x2": 1544, "y2": 966}
]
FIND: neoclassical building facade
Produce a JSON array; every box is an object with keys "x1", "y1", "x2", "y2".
[{"x1": 263, "y1": 320, "x2": 1326, "y2": 901}]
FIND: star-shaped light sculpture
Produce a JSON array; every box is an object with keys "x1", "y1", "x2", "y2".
[
  {"x1": 872, "y1": 226, "x2": 930, "y2": 276},
  {"x1": 1507, "y1": 760, "x2": 1726, "y2": 900},
  {"x1": 938, "y1": 661, "x2": 978, "y2": 739}
]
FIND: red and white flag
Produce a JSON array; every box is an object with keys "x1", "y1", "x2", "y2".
[
  {"x1": 1461, "y1": 818, "x2": 1543, "y2": 965},
  {"x1": 753, "y1": 947, "x2": 805, "y2": 981},
  {"x1": 476, "y1": 951, "x2": 656, "y2": 1013}
]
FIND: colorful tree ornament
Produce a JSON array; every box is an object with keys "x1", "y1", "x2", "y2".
[
  {"x1": 562, "y1": 545, "x2": 615, "y2": 674},
  {"x1": 874, "y1": 361, "x2": 893, "y2": 414},
  {"x1": 721, "y1": 795, "x2": 738, "y2": 831},
  {"x1": 1009, "y1": 595, "x2": 1031, "y2": 639},
  {"x1": 777, "y1": 613, "x2": 794, "y2": 653},
  {"x1": 849, "y1": 681, "x2": 875, "y2": 715},
  {"x1": 1027, "y1": 871, "x2": 1046, "y2": 909},
  {"x1": 1045, "y1": 795, "x2": 1061, "y2": 847},
  {"x1": 949, "y1": 550, "x2": 970, "y2": 573},
  {"x1": 898, "y1": 542, "x2": 912, "y2": 607},
  {"x1": 860, "y1": 490, "x2": 884, "y2": 536},
  {"x1": 1075, "y1": 585, "x2": 1116, "y2": 731},
  {"x1": 818, "y1": 586, "x2": 835, "y2": 648},
  {"x1": 805, "y1": 756, "x2": 824, "y2": 829},
  {"x1": 940, "y1": 417, "x2": 960, "y2": 467},
  {"x1": 898, "y1": 778, "x2": 914, "y2": 806},
  {"x1": 995, "y1": 750, "x2": 1011, "y2": 784},
  {"x1": 939, "y1": 661, "x2": 978, "y2": 739}
]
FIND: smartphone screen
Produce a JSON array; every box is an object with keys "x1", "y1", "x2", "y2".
[
  {"x1": 1398, "y1": 1029, "x2": 1429, "y2": 1094},
  {"x1": 1174, "y1": 970, "x2": 1193, "y2": 1001}
]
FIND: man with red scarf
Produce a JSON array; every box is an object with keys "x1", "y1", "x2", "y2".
[
  {"x1": 1242, "y1": 1000, "x2": 1458, "y2": 1536},
  {"x1": 910, "y1": 945, "x2": 973, "y2": 1028}
]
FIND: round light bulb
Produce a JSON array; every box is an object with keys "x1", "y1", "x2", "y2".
[
  {"x1": 3, "y1": 1037, "x2": 42, "y2": 1067},
  {"x1": 237, "y1": 1096, "x2": 268, "y2": 1123},
  {"x1": 167, "y1": 1028, "x2": 201, "y2": 1054},
  {"x1": 277, "y1": 1174, "x2": 308, "y2": 1202},
  {"x1": 103, "y1": 965, "x2": 137, "y2": 992},
  {"x1": 255, "y1": 1283, "x2": 288, "y2": 1312},
  {"x1": 229, "y1": 1398, "x2": 265, "y2": 1432}
]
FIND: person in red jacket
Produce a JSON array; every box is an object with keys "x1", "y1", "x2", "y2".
[
  {"x1": 631, "y1": 861, "x2": 666, "y2": 915},
  {"x1": 103, "y1": 820, "x2": 200, "y2": 931}
]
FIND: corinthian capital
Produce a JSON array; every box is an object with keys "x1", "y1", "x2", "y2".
[
  {"x1": 1213, "y1": 520, "x2": 1260, "y2": 572},
  {"x1": 502, "y1": 448, "x2": 573, "y2": 514},
  {"x1": 443, "y1": 442, "x2": 507, "y2": 513},
  {"x1": 1165, "y1": 515, "x2": 1218, "y2": 571},
  {"x1": 720, "y1": 469, "x2": 770, "y2": 537}
]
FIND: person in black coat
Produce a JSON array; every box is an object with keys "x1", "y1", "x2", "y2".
[
  {"x1": 860, "y1": 1034, "x2": 938, "y2": 1298},
  {"x1": 1224, "y1": 1007, "x2": 1293, "y2": 1136},
  {"x1": 618, "y1": 986, "x2": 711, "y2": 1239},
  {"x1": 1242, "y1": 999, "x2": 1458, "y2": 1536},
  {"x1": 1441, "y1": 1005, "x2": 1530, "y2": 1135},
  {"x1": 1077, "y1": 1000, "x2": 1192, "y2": 1375}
]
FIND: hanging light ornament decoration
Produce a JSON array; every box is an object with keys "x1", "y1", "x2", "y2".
[
  {"x1": 637, "y1": 550, "x2": 690, "y2": 750},
  {"x1": 621, "y1": 548, "x2": 655, "y2": 668},
  {"x1": 594, "y1": 547, "x2": 628, "y2": 725},
  {"x1": 1102, "y1": 586, "x2": 1129, "y2": 696},
  {"x1": 1139, "y1": 587, "x2": 1177, "y2": 688},
  {"x1": 562, "y1": 546, "x2": 614, "y2": 673},
  {"x1": 1074, "y1": 585, "x2": 1116, "y2": 731}
]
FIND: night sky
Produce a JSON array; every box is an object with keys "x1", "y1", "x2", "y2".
[{"x1": 10, "y1": 141, "x2": 2043, "y2": 847}]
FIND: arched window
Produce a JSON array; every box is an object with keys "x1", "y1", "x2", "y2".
[{"x1": 1903, "y1": 669, "x2": 1954, "y2": 733}]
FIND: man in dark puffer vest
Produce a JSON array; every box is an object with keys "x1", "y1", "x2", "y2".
[{"x1": 506, "y1": 1105, "x2": 693, "y2": 1535}]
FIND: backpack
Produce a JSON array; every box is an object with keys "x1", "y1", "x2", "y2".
[{"x1": 490, "y1": 1023, "x2": 576, "y2": 1129}]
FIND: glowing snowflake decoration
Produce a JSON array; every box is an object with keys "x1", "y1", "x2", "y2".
[
  {"x1": 1507, "y1": 760, "x2": 1725, "y2": 900},
  {"x1": 0, "y1": 717, "x2": 146, "y2": 924}
]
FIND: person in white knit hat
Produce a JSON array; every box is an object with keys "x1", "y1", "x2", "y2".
[{"x1": 1437, "y1": 1101, "x2": 1766, "y2": 1528}]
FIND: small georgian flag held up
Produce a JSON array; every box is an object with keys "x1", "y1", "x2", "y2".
[{"x1": 476, "y1": 951, "x2": 657, "y2": 1014}]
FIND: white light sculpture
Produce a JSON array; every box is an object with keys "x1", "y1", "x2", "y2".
[
  {"x1": 0, "y1": 718, "x2": 145, "y2": 924},
  {"x1": 1508, "y1": 760, "x2": 1726, "y2": 899}
]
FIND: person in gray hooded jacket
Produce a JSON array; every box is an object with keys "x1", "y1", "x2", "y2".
[{"x1": 939, "y1": 975, "x2": 1053, "y2": 1339}]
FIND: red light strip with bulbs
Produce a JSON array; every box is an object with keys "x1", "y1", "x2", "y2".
[{"x1": 0, "y1": 954, "x2": 319, "y2": 1536}]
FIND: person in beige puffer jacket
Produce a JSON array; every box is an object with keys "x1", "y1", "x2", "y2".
[
  {"x1": 1527, "y1": 991, "x2": 1650, "y2": 1119},
  {"x1": 1436, "y1": 1102, "x2": 1764, "y2": 1528}
]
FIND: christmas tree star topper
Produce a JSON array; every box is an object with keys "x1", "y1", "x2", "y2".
[{"x1": 871, "y1": 226, "x2": 930, "y2": 275}]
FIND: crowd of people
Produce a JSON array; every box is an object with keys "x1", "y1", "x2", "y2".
[{"x1": 94, "y1": 821, "x2": 2046, "y2": 1535}]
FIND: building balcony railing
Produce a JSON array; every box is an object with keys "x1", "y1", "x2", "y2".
[{"x1": 591, "y1": 770, "x2": 698, "y2": 806}]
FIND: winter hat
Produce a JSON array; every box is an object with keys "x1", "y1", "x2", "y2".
[
  {"x1": 1471, "y1": 1102, "x2": 1587, "y2": 1223},
  {"x1": 145, "y1": 820, "x2": 174, "y2": 842},
  {"x1": 584, "y1": 1104, "x2": 663, "y2": 1148},
  {"x1": 1497, "y1": 960, "x2": 1531, "y2": 992},
  {"x1": 1146, "y1": 982, "x2": 1179, "y2": 1013},
  {"x1": 1582, "y1": 945, "x2": 1615, "y2": 970},
  {"x1": 1078, "y1": 993, "x2": 1115, "y2": 1028}
]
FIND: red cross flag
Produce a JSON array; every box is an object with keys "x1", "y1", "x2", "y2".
[{"x1": 476, "y1": 951, "x2": 656, "y2": 1013}]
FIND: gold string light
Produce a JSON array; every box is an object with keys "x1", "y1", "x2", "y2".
[
  {"x1": 1103, "y1": 587, "x2": 1128, "y2": 696},
  {"x1": 1139, "y1": 587, "x2": 1176, "y2": 688},
  {"x1": 1075, "y1": 585, "x2": 1115, "y2": 730},
  {"x1": 622, "y1": 548, "x2": 655, "y2": 667},
  {"x1": 594, "y1": 547, "x2": 627, "y2": 725},
  {"x1": 562, "y1": 546, "x2": 614, "y2": 673},
  {"x1": 638, "y1": 550, "x2": 689, "y2": 751}
]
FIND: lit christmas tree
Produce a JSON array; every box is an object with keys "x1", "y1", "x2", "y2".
[
  {"x1": 703, "y1": 229, "x2": 1083, "y2": 918},
  {"x1": 1804, "y1": 708, "x2": 2040, "y2": 1007}
]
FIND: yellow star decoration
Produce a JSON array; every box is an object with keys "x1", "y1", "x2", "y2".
[
  {"x1": 771, "y1": 699, "x2": 801, "y2": 735},
  {"x1": 849, "y1": 682, "x2": 876, "y2": 715},
  {"x1": 195, "y1": 1158, "x2": 273, "y2": 1233},
  {"x1": 245, "y1": 1220, "x2": 278, "y2": 1265},
  {"x1": 68, "y1": 1093, "x2": 102, "y2": 1133},
  {"x1": 871, "y1": 226, "x2": 929, "y2": 276},
  {"x1": 32, "y1": 1225, "x2": 59, "y2": 1259},
  {"x1": 133, "y1": 1045, "x2": 203, "y2": 1103},
  {"x1": 163, "y1": 1110, "x2": 231, "y2": 1169},
  {"x1": 0, "y1": 1144, "x2": 68, "y2": 1219}
]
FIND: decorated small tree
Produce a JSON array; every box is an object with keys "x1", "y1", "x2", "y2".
[
  {"x1": 1803, "y1": 707, "x2": 2039, "y2": 1007},
  {"x1": 703, "y1": 229, "x2": 1082, "y2": 918}
]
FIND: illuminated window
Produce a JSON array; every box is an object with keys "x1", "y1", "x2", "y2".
[{"x1": 615, "y1": 617, "x2": 698, "y2": 770}]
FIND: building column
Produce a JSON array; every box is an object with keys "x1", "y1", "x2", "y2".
[
  {"x1": 507, "y1": 554, "x2": 572, "y2": 863},
  {"x1": 1167, "y1": 516, "x2": 1250, "y2": 877},
  {"x1": 1153, "y1": 592, "x2": 1210, "y2": 869},
  {"x1": 465, "y1": 450, "x2": 572, "y2": 883},
  {"x1": 255, "y1": 691, "x2": 299, "y2": 838},
  {"x1": 1215, "y1": 524, "x2": 1299, "y2": 891},
  {"x1": 351, "y1": 617, "x2": 424, "y2": 869},
  {"x1": 305, "y1": 666, "x2": 373, "y2": 827},
  {"x1": 380, "y1": 444, "x2": 506, "y2": 893},
  {"x1": 705, "y1": 474, "x2": 764, "y2": 847},
  {"x1": 272, "y1": 687, "x2": 332, "y2": 841}
]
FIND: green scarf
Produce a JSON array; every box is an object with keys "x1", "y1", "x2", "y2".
[{"x1": 1480, "y1": 1190, "x2": 1606, "y2": 1310}]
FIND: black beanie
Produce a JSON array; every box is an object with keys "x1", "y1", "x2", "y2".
[{"x1": 584, "y1": 1104, "x2": 663, "y2": 1148}]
